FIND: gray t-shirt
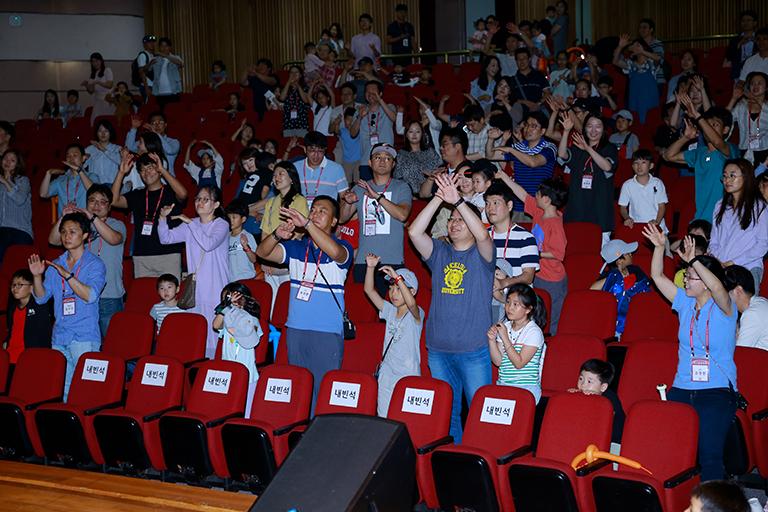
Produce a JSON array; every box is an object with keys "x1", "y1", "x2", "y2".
[
  {"x1": 358, "y1": 105, "x2": 395, "y2": 164},
  {"x1": 228, "y1": 232, "x2": 257, "y2": 280},
  {"x1": 88, "y1": 217, "x2": 125, "y2": 299},
  {"x1": 353, "y1": 178, "x2": 412, "y2": 265},
  {"x1": 379, "y1": 301, "x2": 423, "y2": 377},
  {"x1": 609, "y1": 132, "x2": 640, "y2": 159},
  {"x1": 425, "y1": 240, "x2": 495, "y2": 353}
]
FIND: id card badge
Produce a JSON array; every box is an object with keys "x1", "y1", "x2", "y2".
[
  {"x1": 141, "y1": 221, "x2": 154, "y2": 236},
  {"x1": 296, "y1": 281, "x2": 314, "y2": 302},
  {"x1": 369, "y1": 134, "x2": 379, "y2": 146},
  {"x1": 290, "y1": 110, "x2": 298, "y2": 120},
  {"x1": 402, "y1": 38, "x2": 410, "y2": 48},
  {"x1": 691, "y1": 357, "x2": 710, "y2": 382},
  {"x1": 581, "y1": 175, "x2": 593, "y2": 190},
  {"x1": 63, "y1": 297, "x2": 76, "y2": 316},
  {"x1": 364, "y1": 219, "x2": 377, "y2": 236},
  {"x1": 749, "y1": 135, "x2": 761, "y2": 150}
]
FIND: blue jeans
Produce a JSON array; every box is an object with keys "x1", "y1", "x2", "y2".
[
  {"x1": 428, "y1": 345, "x2": 491, "y2": 443},
  {"x1": 99, "y1": 297, "x2": 124, "y2": 339},
  {"x1": 668, "y1": 386, "x2": 737, "y2": 481},
  {"x1": 53, "y1": 340, "x2": 101, "y2": 401}
]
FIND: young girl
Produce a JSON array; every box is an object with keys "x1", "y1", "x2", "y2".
[
  {"x1": 549, "y1": 51, "x2": 573, "y2": 100},
  {"x1": 106, "y1": 81, "x2": 134, "y2": 123},
  {"x1": 311, "y1": 85, "x2": 334, "y2": 136},
  {"x1": 487, "y1": 284, "x2": 547, "y2": 403},
  {"x1": 222, "y1": 92, "x2": 245, "y2": 119},
  {"x1": 613, "y1": 35, "x2": 659, "y2": 123},
  {"x1": 209, "y1": 60, "x2": 227, "y2": 90},
  {"x1": 364, "y1": 254, "x2": 423, "y2": 417},
  {"x1": 82, "y1": 52, "x2": 115, "y2": 123},
  {"x1": 278, "y1": 65, "x2": 312, "y2": 138},
  {"x1": 37, "y1": 89, "x2": 60, "y2": 120},
  {"x1": 4, "y1": 269, "x2": 54, "y2": 362},
  {"x1": 213, "y1": 282, "x2": 262, "y2": 416},
  {"x1": 183, "y1": 140, "x2": 224, "y2": 189},
  {"x1": 469, "y1": 18, "x2": 487, "y2": 52}
]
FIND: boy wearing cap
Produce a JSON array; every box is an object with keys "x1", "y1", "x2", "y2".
[
  {"x1": 341, "y1": 143, "x2": 412, "y2": 295},
  {"x1": 295, "y1": 131, "x2": 348, "y2": 206},
  {"x1": 618, "y1": 149, "x2": 668, "y2": 232},
  {"x1": 591, "y1": 239, "x2": 651, "y2": 335},
  {"x1": 609, "y1": 110, "x2": 640, "y2": 159},
  {"x1": 364, "y1": 253, "x2": 423, "y2": 417},
  {"x1": 183, "y1": 139, "x2": 224, "y2": 189}
]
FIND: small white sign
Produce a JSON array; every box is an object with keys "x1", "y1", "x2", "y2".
[
  {"x1": 264, "y1": 378, "x2": 293, "y2": 403},
  {"x1": 82, "y1": 358, "x2": 109, "y2": 382},
  {"x1": 479, "y1": 397, "x2": 516, "y2": 425},
  {"x1": 141, "y1": 363, "x2": 169, "y2": 387},
  {"x1": 328, "y1": 381, "x2": 361, "y2": 408},
  {"x1": 202, "y1": 369, "x2": 232, "y2": 394},
  {"x1": 401, "y1": 388, "x2": 435, "y2": 415}
]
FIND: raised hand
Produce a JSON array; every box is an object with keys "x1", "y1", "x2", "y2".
[
  {"x1": 356, "y1": 179, "x2": 378, "y2": 199},
  {"x1": 676, "y1": 235, "x2": 696, "y2": 263},
  {"x1": 240, "y1": 233, "x2": 251, "y2": 252},
  {"x1": 44, "y1": 259, "x2": 68, "y2": 279},
  {"x1": 559, "y1": 112, "x2": 574, "y2": 132},
  {"x1": 275, "y1": 221, "x2": 296, "y2": 240},
  {"x1": 487, "y1": 324, "x2": 499, "y2": 342},
  {"x1": 148, "y1": 152, "x2": 168, "y2": 174},
  {"x1": 171, "y1": 214, "x2": 192, "y2": 224},
  {"x1": 280, "y1": 206, "x2": 309, "y2": 228},
  {"x1": 572, "y1": 131, "x2": 589, "y2": 150},
  {"x1": 434, "y1": 172, "x2": 460, "y2": 204},
  {"x1": 48, "y1": 168, "x2": 66, "y2": 176},
  {"x1": 28, "y1": 254, "x2": 46, "y2": 276},
  {"x1": 682, "y1": 118, "x2": 698, "y2": 140},
  {"x1": 732, "y1": 82, "x2": 745, "y2": 101},
  {"x1": 159, "y1": 203, "x2": 175, "y2": 218},
  {"x1": 641, "y1": 223, "x2": 667, "y2": 248},
  {"x1": 379, "y1": 265, "x2": 399, "y2": 280},
  {"x1": 118, "y1": 151, "x2": 135, "y2": 175},
  {"x1": 365, "y1": 253, "x2": 381, "y2": 268},
  {"x1": 618, "y1": 33, "x2": 631, "y2": 48}
]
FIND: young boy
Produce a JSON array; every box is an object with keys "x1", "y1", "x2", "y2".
[
  {"x1": 618, "y1": 149, "x2": 668, "y2": 232},
  {"x1": 596, "y1": 76, "x2": 618, "y2": 112},
  {"x1": 364, "y1": 253, "x2": 423, "y2": 417},
  {"x1": 149, "y1": 273, "x2": 183, "y2": 334},
  {"x1": 5, "y1": 269, "x2": 54, "y2": 363},
  {"x1": 685, "y1": 481, "x2": 750, "y2": 512},
  {"x1": 226, "y1": 200, "x2": 257, "y2": 281},
  {"x1": 39, "y1": 144, "x2": 92, "y2": 216},
  {"x1": 610, "y1": 110, "x2": 640, "y2": 159},
  {"x1": 303, "y1": 41, "x2": 323, "y2": 84},
  {"x1": 61, "y1": 89, "x2": 83, "y2": 127},
  {"x1": 462, "y1": 105, "x2": 489, "y2": 160},
  {"x1": 569, "y1": 358, "x2": 626, "y2": 445}
]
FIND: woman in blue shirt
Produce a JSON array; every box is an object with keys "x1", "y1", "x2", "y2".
[
  {"x1": 470, "y1": 56, "x2": 501, "y2": 113},
  {"x1": 643, "y1": 224, "x2": 738, "y2": 481}
]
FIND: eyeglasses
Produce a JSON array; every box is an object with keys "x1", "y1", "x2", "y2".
[
  {"x1": 683, "y1": 273, "x2": 702, "y2": 282},
  {"x1": 194, "y1": 197, "x2": 212, "y2": 204},
  {"x1": 87, "y1": 198, "x2": 109, "y2": 205},
  {"x1": 721, "y1": 173, "x2": 743, "y2": 182},
  {"x1": 11, "y1": 283, "x2": 31, "y2": 289}
]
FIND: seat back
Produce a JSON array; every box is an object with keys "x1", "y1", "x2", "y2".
[
  {"x1": 125, "y1": 356, "x2": 184, "y2": 414},
  {"x1": 249, "y1": 364, "x2": 313, "y2": 426},
  {"x1": 563, "y1": 222, "x2": 602, "y2": 255},
  {"x1": 558, "y1": 290, "x2": 618, "y2": 339},
  {"x1": 617, "y1": 340, "x2": 678, "y2": 411},
  {"x1": 315, "y1": 370, "x2": 378, "y2": 416},
  {"x1": 536, "y1": 392, "x2": 614, "y2": 463},
  {"x1": 67, "y1": 352, "x2": 125, "y2": 408},
  {"x1": 9, "y1": 349, "x2": 66, "y2": 402},
  {"x1": 124, "y1": 277, "x2": 161, "y2": 315},
  {"x1": 341, "y1": 321, "x2": 385, "y2": 375},
  {"x1": 620, "y1": 400, "x2": 698, "y2": 479},
  {"x1": 734, "y1": 347, "x2": 768, "y2": 421},
  {"x1": 541, "y1": 334, "x2": 606, "y2": 396},
  {"x1": 185, "y1": 360, "x2": 249, "y2": 417},
  {"x1": 101, "y1": 311, "x2": 155, "y2": 361},
  {"x1": 462, "y1": 384, "x2": 535, "y2": 457},
  {"x1": 344, "y1": 281, "x2": 379, "y2": 323},
  {"x1": 621, "y1": 291, "x2": 679, "y2": 343},
  {"x1": 239, "y1": 279, "x2": 273, "y2": 320},
  {"x1": 563, "y1": 253, "x2": 603, "y2": 291},
  {"x1": 387, "y1": 376, "x2": 452, "y2": 448},
  {"x1": 0, "y1": 349, "x2": 9, "y2": 394},
  {"x1": 271, "y1": 281, "x2": 290, "y2": 328},
  {"x1": 155, "y1": 313, "x2": 207, "y2": 364}
]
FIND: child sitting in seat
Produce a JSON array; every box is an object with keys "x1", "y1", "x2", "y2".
[
  {"x1": 618, "y1": 149, "x2": 668, "y2": 231},
  {"x1": 591, "y1": 239, "x2": 651, "y2": 336},
  {"x1": 150, "y1": 273, "x2": 184, "y2": 335},
  {"x1": 609, "y1": 110, "x2": 640, "y2": 159},
  {"x1": 568, "y1": 358, "x2": 625, "y2": 446}
]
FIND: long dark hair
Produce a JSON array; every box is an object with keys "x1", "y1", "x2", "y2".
[
  {"x1": 2, "y1": 149, "x2": 25, "y2": 180},
  {"x1": 329, "y1": 22, "x2": 343, "y2": 41},
  {"x1": 196, "y1": 185, "x2": 229, "y2": 224},
  {"x1": 506, "y1": 283, "x2": 548, "y2": 328},
  {"x1": 220, "y1": 282, "x2": 261, "y2": 320},
  {"x1": 478, "y1": 55, "x2": 501, "y2": 90},
  {"x1": 140, "y1": 132, "x2": 168, "y2": 164},
  {"x1": 289, "y1": 65, "x2": 307, "y2": 89},
  {"x1": 89, "y1": 52, "x2": 106, "y2": 79},
  {"x1": 274, "y1": 161, "x2": 303, "y2": 208},
  {"x1": 41, "y1": 89, "x2": 60, "y2": 117},
  {"x1": 716, "y1": 158, "x2": 767, "y2": 230},
  {"x1": 403, "y1": 120, "x2": 429, "y2": 151},
  {"x1": 582, "y1": 114, "x2": 610, "y2": 150},
  {"x1": 93, "y1": 119, "x2": 116, "y2": 142}
]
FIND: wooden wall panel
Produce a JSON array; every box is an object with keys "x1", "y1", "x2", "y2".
[{"x1": 144, "y1": 0, "x2": 420, "y2": 90}]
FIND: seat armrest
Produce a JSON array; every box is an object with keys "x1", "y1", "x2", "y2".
[
  {"x1": 183, "y1": 357, "x2": 208, "y2": 368},
  {"x1": 25, "y1": 396, "x2": 63, "y2": 410},
  {"x1": 84, "y1": 400, "x2": 124, "y2": 416},
  {"x1": 664, "y1": 466, "x2": 700, "y2": 488},
  {"x1": 752, "y1": 408, "x2": 768, "y2": 421},
  {"x1": 143, "y1": 405, "x2": 183, "y2": 422},
  {"x1": 575, "y1": 459, "x2": 611, "y2": 477},
  {"x1": 274, "y1": 419, "x2": 310, "y2": 436},
  {"x1": 205, "y1": 411, "x2": 244, "y2": 428},
  {"x1": 497, "y1": 445, "x2": 532, "y2": 465},
  {"x1": 416, "y1": 435, "x2": 453, "y2": 455}
]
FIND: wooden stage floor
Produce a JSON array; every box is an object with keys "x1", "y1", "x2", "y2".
[{"x1": 0, "y1": 460, "x2": 256, "y2": 511}]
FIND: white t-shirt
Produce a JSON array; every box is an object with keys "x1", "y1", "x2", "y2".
[
  {"x1": 312, "y1": 102, "x2": 333, "y2": 136},
  {"x1": 137, "y1": 51, "x2": 154, "y2": 87},
  {"x1": 228, "y1": 232, "x2": 257, "y2": 280},
  {"x1": 156, "y1": 58, "x2": 172, "y2": 95},
  {"x1": 739, "y1": 53, "x2": 768, "y2": 82},
  {"x1": 618, "y1": 175, "x2": 668, "y2": 232},
  {"x1": 737, "y1": 295, "x2": 768, "y2": 351}
]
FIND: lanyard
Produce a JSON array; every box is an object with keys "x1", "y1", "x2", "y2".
[
  {"x1": 491, "y1": 225, "x2": 512, "y2": 259},
  {"x1": 583, "y1": 155, "x2": 595, "y2": 176},
  {"x1": 60, "y1": 258, "x2": 84, "y2": 296},
  {"x1": 748, "y1": 109, "x2": 761, "y2": 136},
  {"x1": 315, "y1": 107, "x2": 330, "y2": 129},
  {"x1": 65, "y1": 174, "x2": 80, "y2": 204},
  {"x1": 88, "y1": 234, "x2": 103, "y2": 256},
  {"x1": 303, "y1": 161, "x2": 325, "y2": 199},
  {"x1": 145, "y1": 186, "x2": 165, "y2": 222},
  {"x1": 368, "y1": 175, "x2": 393, "y2": 215},
  {"x1": 688, "y1": 302, "x2": 713, "y2": 358},
  {"x1": 301, "y1": 241, "x2": 323, "y2": 284}
]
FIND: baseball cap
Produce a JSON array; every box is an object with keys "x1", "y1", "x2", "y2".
[
  {"x1": 495, "y1": 259, "x2": 514, "y2": 278},
  {"x1": 384, "y1": 268, "x2": 419, "y2": 292},
  {"x1": 370, "y1": 142, "x2": 397, "y2": 159},
  {"x1": 600, "y1": 239, "x2": 638, "y2": 272},
  {"x1": 197, "y1": 149, "x2": 214, "y2": 159},
  {"x1": 612, "y1": 109, "x2": 634, "y2": 122},
  {"x1": 143, "y1": 35, "x2": 157, "y2": 43}
]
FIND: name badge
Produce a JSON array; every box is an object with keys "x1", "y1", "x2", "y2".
[
  {"x1": 691, "y1": 357, "x2": 710, "y2": 382},
  {"x1": 581, "y1": 175, "x2": 593, "y2": 190},
  {"x1": 364, "y1": 219, "x2": 377, "y2": 236},
  {"x1": 63, "y1": 297, "x2": 76, "y2": 316},
  {"x1": 296, "y1": 281, "x2": 314, "y2": 302},
  {"x1": 369, "y1": 134, "x2": 379, "y2": 146},
  {"x1": 402, "y1": 38, "x2": 409, "y2": 47},
  {"x1": 749, "y1": 135, "x2": 761, "y2": 150},
  {"x1": 480, "y1": 397, "x2": 517, "y2": 425},
  {"x1": 290, "y1": 110, "x2": 298, "y2": 120},
  {"x1": 202, "y1": 369, "x2": 232, "y2": 394},
  {"x1": 141, "y1": 363, "x2": 169, "y2": 387},
  {"x1": 141, "y1": 221, "x2": 154, "y2": 236}
]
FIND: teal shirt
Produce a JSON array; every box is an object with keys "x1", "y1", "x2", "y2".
[{"x1": 684, "y1": 143, "x2": 739, "y2": 222}]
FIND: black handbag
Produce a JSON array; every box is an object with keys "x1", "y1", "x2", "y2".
[{"x1": 311, "y1": 248, "x2": 356, "y2": 340}]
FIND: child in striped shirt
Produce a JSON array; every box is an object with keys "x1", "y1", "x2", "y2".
[{"x1": 149, "y1": 273, "x2": 183, "y2": 334}]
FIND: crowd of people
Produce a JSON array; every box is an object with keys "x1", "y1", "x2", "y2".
[{"x1": 2, "y1": 3, "x2": 768, "y2": 504}]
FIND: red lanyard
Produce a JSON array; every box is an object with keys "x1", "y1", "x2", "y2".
[
  {"x1": 145, "y1": 186, "x2": 165, "y2": 222},
  {"x1": 301, "y1": 242, "x2": 323, "y2": 284},
  {"x1": 688, "y1": 302, "x2": 713, "y2": 358},
  {"x1": 65, "y1": 174, "x2": 80, "y2": 204},
  {"x1": 303, "y1": 161, "x2": 325, "y2": 199},
  {"x1": 583, "y1": 155, "x2": 595, "y2": 176},
  {"x1": 60, "y1": 258, "x2": 83, "y2": 296},
  {"x1": 89, "y1": 236, "x2": 103, "y2": 257},
  {"x1": 491, "y1": 225, "x2": 512, "y2": 259}
]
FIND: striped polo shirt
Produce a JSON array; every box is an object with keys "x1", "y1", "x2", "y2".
[
  {"x1": 295, "y1": 156, "x2": 349, "y2": 205},
  {"x1": 490, "y1": 224, "x2": 540, "y2": 276},
  {"x1": 509, "y1": 139, "x2": 557, "y2": 211},
  {"x1": 497, "y1": 320, "x2": 545, "y2": 386}
]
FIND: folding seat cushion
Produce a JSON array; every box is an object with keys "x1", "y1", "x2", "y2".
[
  {"x1": 315, "y1": 370, "x2": 378, "y2": 416},
  {"x1": 558, "y1": 290, "x2": 618, "y2": 340}
]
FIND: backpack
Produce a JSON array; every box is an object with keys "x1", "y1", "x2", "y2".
[{"x1": 131, "y1": 51, "x2": 154, "y2": 87}]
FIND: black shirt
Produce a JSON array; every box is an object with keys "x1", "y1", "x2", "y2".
[
  {"x1": 5, "y1": 298, "x2": 54, "y2": 350},
  {"x1": 237, "y1": 170, "x2": 272, "y2": 205},
  {"x1": 247, "y1": 74, "x2": 278, "y2": 118},
  {"x1": 387, "y1": 21, "x2": 416, "y2": 54},
  {"x1": 511, "y1": 69, "x2": 550, "y2": 103},
  {"x1": 562, "y1": 144, "x2": 618, "y2": 232},
  {"x1": 125, "y1": 186, "x2": 183, "y2": 256}
]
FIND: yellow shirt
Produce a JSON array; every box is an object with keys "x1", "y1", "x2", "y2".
[{"x1": 260, "y1": 194, "x2": 309, "y2": 235}]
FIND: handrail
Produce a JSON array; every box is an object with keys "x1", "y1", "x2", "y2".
[
  {"x1": 662, "y1": 33, "x2": 736, "y2": 44},
  {"x1": 283, "y1": 49, "x2": 478, "y2": 69}
]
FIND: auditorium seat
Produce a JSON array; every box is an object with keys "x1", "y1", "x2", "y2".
[
  {"x1": 564, "y1": 222, "x2": 602, "y2": 255},
  {"x1": 431, "y1": 385, "x2": 536, "y2": 512},
  {"x1": 558, "y1": 290, "x2": 618, "y2": 340},
  {"x1": 563, "y1": 253, "x2": 602, "y2": 291},
  {"x1": 733, "y1": 347, "x2": 768, "y2": 478},
  {"x1": 617, "y1": 340, "x2": 677, "y2": 412},
  {"x1": 387, "y1": 375, "x2": 453, "y2": 508},
  {"x1": 271, "y1": 281, "x2": 290, "y2": 328},
  {"x1": 344, "y1": 281, "x2": 379, "y2": 323},
  {"x1": 591, "y1": 401, "x2": 700, "y2": 512},
  {"x1": 124, "y1": 277, "x2": 162, "y2": 315},
  {"x1": 621, "y1": 292, "x2": 679, "y2": 344},
  {"x1": 93, "y1": 355, "x2": 184, "y2": 472},
  {"x1": 0, "y1": 349, "x2": 9, "y2": 394},
  {"x1": 0, "y1": 349, "x2": 65, "y2": 458},
  {"x1": 315, "y1": 370, "x2": 378, "y2": 416},
  {"x1": 239, "y1": 278, "x2": 274, "y2": 321},
  {"x1": 100, "y1": 311, "x2": 155, "y2": 367},
  {"x1": 221, "y1": 364, "x2": 313, "y2": 491},
  {"x1": 341, "y1": 321, "x2": 385, "y2": 375},
  {"x1": 158, "y1": 359, "x2": 248, "y2": 480},
  {"x1": 155, "y1": 313, "x2": 208, "y2": 367},
  {"x1": 35, "y1": 352, "x2": 125, "y2": 465},
  {"x1": 541, "y1": 334, "x2": 607, "y2": 397},
  {"x1": 535, "y1": 288, "x2": 552, "y2": 334},
  {"x1": 507, "y1": 392, "x2": 614, "y2": 512}
]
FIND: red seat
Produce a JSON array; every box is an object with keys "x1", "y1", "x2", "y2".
[
  {"x1": 507, "y1": 392, "x2": 614, "y2": 512},
  {"x1": 564, "y1": 222, "x2": 602, "y2": 255},
  {"x1": 344, "y1": 281, "x2": 379, "y2": 323},
  {"x1": 271, "y1": 281, "x2": 290, "y2": 328},
  {"x1": 100, "y1": 311, "x2": 155, "y2": 364},
  {"x1": 315, "y1": 369, "x2": 378, "y2": 416},
  {"x1": 387, "y1": 375, "x2": 453, "y2": 508},
  {"x1": 155, "y1": 313, "x2": 208, "y2": 366},
  {"x1": 35, "y1": 352, "x2": 125, "y2": 464},
  {"x1": 591, "y1": 401, "x2": 700, "y2": 512},
  {"x1": 1, "y1": 244, "x2": 35, "y2": 273},
  {"x1": 0, "y1": 349, "x2": 8, "y2": 393},
  {"x1": 341, "y1": 321, "x2": 385, "y2": 375},
  {"x1": 734, "y1": 347, "x2": 768, "y2": 478},
  {"x1": 124, "y1": 277, "x2": 160, "y2": 315},
  {"x1": 621, "y1": 292, "x2": 679, "y2": 344},
  {"x1": 612, "y1": 223, "x2": 652, "y2": 255},
  {"x1": 158, "y1": 359, "x2": 248, "y2": 478},
  {"x1": 430, "y1": 385, "x2": 536, "y2": 512},
  {"x1": 0, "y1": 349, "x2": 65, "y2": 458},
  {"x1": 558, "y1": 290, "x2": 618, "y2": 340},
  {"x1": 563, "y1": 253, "x2": 603, "y2": 291},
  {"x1": 617, "y1": 340, "x2": 678, "y2": 412},
  {"x1": 541, "y1": 334, "x2": 607, "y2": 397},
  {"x1": 93, "y1": 355, "x2": 184, "y2": 471},
  {"x1": 535, "y1": 288, "x2": 552, "y2": 334},
  {"x1": 221, "y1": 364, "x2": 313, "y2": 489}
]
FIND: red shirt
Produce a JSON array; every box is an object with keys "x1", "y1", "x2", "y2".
[
  {"x1": 8, "y1": 306, "x2": 27, "y2": 363},
  {"x1": 337, "y1": 218, "x2": 359, "y2": 251},
  {"x1": 524, "y1": 195, "x2": 567, "y2": 281}
]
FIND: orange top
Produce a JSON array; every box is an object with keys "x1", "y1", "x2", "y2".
[{"x1": 524, "y1": 195, "x2": 567, "y2": 281}]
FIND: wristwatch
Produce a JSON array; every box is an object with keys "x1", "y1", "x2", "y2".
[
  {"x1": 65, "y1": 273, "x2": 75, "y2": 281},
  {"x1": 272, "y1": 232, "x2": 283, "y2": 242},
  {"x1": 453, "y1": 197, "x2": 465, "y2": 207},
  {"x1": 376, "y1": 193, "x2": 385, "y2": 202}
]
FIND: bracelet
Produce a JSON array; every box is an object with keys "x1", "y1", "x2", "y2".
[
  {"x1": 377, "y1": 193, "x2": 385, "y2": 202},
  {"x1": 394, "y1": 275, "x2": 404, "y2": 284},
  {"x1": 272, "y1": 232, "x2": 283, "y2": 242},
  {"x1": 65, "y1": 273, "x2": 75, "y2": 281},
  {"x1": 453, "y1": 197, "x2": 465, "y2": 207}
]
